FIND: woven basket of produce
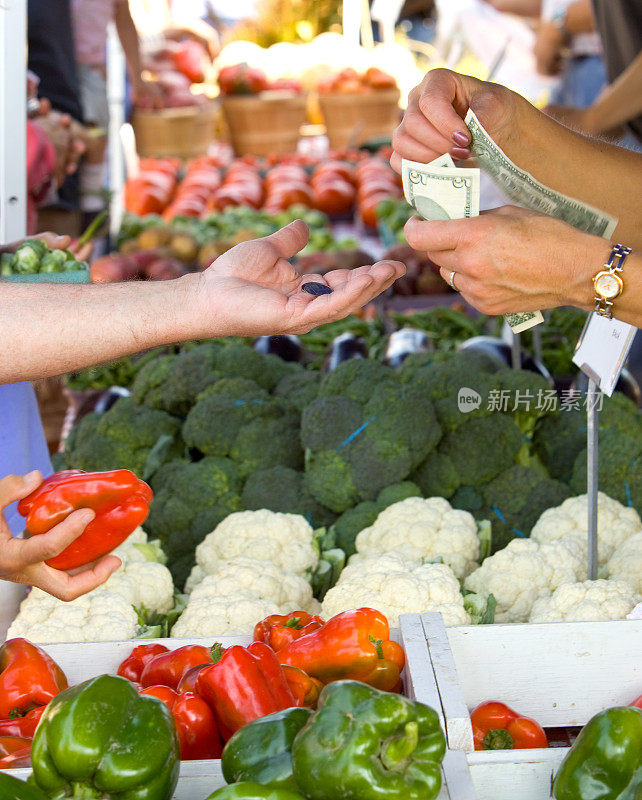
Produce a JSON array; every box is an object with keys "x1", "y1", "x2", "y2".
[
  {"x1": 132, "y1": 102, "x2": 218, "y2": 159},
  {"x1": 319, "y1": 88, "x2": 401, "y2": 149},
  {"x1": 221, "y1": 92, "x2": 307, "y2": 157}
]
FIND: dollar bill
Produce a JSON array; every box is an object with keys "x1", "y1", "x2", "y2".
[
  {"x1": 465, "y1": 109, "x2": 619, "y2": 332},
  {"x1": 402, "y1": 157, "x2": 481, "y2": 222}
]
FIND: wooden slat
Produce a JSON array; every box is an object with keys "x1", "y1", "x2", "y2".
[
  {"x1": 467, "y1": 749, "x2": 565, "y2": 800},
  {"x1": 400, "y1": 613, "x2": 445, "y2": 730}
]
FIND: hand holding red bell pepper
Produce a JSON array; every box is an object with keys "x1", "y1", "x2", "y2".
[
  {"x1": 140, "y1": 686, "x2": 222, "y2": 759},
  {"x1": 197, "y1": 642, "x2": 297, "y2": 739},
  {"x1": 140, "y1": 644, "x2": 216, "y2": 691},
  {"x1": 277, "y1": 608, "x2": 405, "y2": 691},
  {"x1": 0, "y1": 639, "x2": 67, "y2": 719},
  {"x1": 17, "y1": 470, "x2": 152, "y2": 570},
  {"x1": 254, "y1": 611, "x2": 325, "y2": 652},
  {"x1": 117, "y1": 644, "x2": 170, "y2": 683},
  {"x1": 470, "y1": 701, "x2": 548, "y2": 750}
]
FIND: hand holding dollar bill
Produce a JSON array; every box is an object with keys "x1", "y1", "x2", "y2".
[{"x1": 401, "y1": 109, "x2": 618, "y2": 333}]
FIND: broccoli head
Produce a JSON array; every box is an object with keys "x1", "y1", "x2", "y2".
[
  {"x1": 495, "y1": 369, "x2": 556, "y2": 437},
  {"x1": 319, "y1": 359, "x2": 397, "y2": 405},
  {"x1": 332, "y1": 501, "x2": 380, "y2": 557},
  {"x1": 570, "y1": 430, "x2": 642, "y2": 507},
  {"x1": 304, "y1": 450, "x2": 361, "y2": 513},
  {"x1": 241, "y1": 465, "x2": 336, "y2": 528},
  {"x1": 301, "y1": 396, "x2": 364, "y2": 451},
  {"x1": 451, "y1": 485, "x2": 484, "y2": 512},
  {"x1": 131, "y1": 354, "x2": 178, "y2": 410},
  {"x1": 438, "y1": 413, "x2": 525, "y2": 487},
  {"x1": 145, "y1": 457, "x2": 243, "y2": 587},
  {"x1": 480, "y1": 464, "x2": 572, "y2": 551},
  {"x1": 214, "y1": 344, "x2": 299, "y2": 391},
  {"x1": 182, "y1": 378, "x2": 284, "y2": 457},
  {"x1": 376, "y1": 481, "x2": 421, "y2": 507},
  {"x1": 230, "y1": 413, "x2": 303, "y2": 479},
  {"x1": 413, "y1": 451, "x2": 460, "y2": 499},
  {"x1": 148, "y1": 344, "x2": 221, "y2": 417},
  {"x1": 273, "y1": 370, "x2": 321, "y2": 412},
  {"x1": 532, "y1": 408, "x2": 586, "y2": 482},
  {"x1": 64, "y1": 398, "x2": 182, "y2": 479}
]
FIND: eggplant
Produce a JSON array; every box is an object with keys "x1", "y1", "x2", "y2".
[
  {"x1": 253, "y1": 335, "x2": 303, "y2": 363},
  {"x1": 458, "y1": 336, "x2": 553, "y2": 384},
  {"x1": 383, "y1": 328, "x2": 433, "y2": 368},
  {"x1": 323, "y1": 332, "x2": 368, "y2": 372}
]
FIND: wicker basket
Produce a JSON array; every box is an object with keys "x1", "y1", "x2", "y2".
[
  {"x1": 221, "y1": 92, "x2": 307, "y2": 157},
  {"x1": 319, "y1": 88, "x2": 401, "y2": 149},
  {"x1": 132, "y1": 102, "x2": 218, "y2": 159}
]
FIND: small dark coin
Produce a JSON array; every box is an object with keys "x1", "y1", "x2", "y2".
[{"x1": 302, "y1": 282, "x2": 333, "y2": 296}]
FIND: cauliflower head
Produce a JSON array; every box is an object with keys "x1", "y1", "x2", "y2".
[
  {"x1": 187, "y1": 557, "x2": 318, "y2": 612},
  {"x1": 531, "y1": 492, "x2": 641, "y2": 566},
  {"x1": 171, "y1": 592, "x2": 286, "y2": 637},
  {"x1": 463, "y1": 539, "x2": 586, "y2": 623},
  {"x1": 322, "y1": 550, "x2": 470, "y2": 627},
  {"x1": 7, "y1": 589, "x2": 139, "y2": 643},
  {"x1": 354, "y1": 497, "x2": 480, "y2": 579},
  {"x1": 529, "y1": 579, "x2": 639, "y2": 623},
  {"x1": 103, "y1": 560, "x2": 175, "y2": 615},
  {"x1": 192, "y1": 510, "x2": 319, "y2": 579},
  {"x1": 607, "y1": 532, "x2": 642, "y2": 595}
]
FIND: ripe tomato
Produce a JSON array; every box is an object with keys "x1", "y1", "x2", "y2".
[
  {"x1": 265, "y1": 165, "x2": 308, "y2": 191},
  {"x1": 363, "y1": 67, "x2": 397, "y2": 90},
  {"x1": 267, "y1": 181, "x2": 313, "y2": 209},
  {"x1": 313, "y1": 178, "x2": 355, "y2": 214},
  {"x1": 212, "y1": 185, "x2": 252, "y2": 211},
  {"x1": 312, "y1": 161, "x2": 355, "y2": 185},
  {"x1": 124, "y1": 180, "x2": 169, "y2": 215},
  {"x1": 359, "y1": 191, "x2": 391, "y2": 228},
  {"x1": 181, "y1": 171, "x2": 222, "y2": 191},
  {"x1": 357, "y1": 176, "x2": 400, "y2": 201}
]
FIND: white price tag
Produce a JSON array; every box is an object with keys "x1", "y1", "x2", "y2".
[{"x1": 573, "y1": 312, "x2": 637, "y2": 396}]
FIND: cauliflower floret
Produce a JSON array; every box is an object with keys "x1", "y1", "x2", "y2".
[
  {"x1": 7, "y1": 589, "x2": 138, "y2": 643},
  {"x1": 607, "y1": 532, "x2": 642, "y2": 595},
  {"x1": 464, "y1": 539, "x2": 586, "y2": 623},
  {"x1": 171, "y1": 592, "x2": 285, "y2": 637},
  {"x1": 111, "y1": 527, "x2": 167, "y2": 564},
  {"x1": 104, "y1": 560, "x2": 175, "y2": 615},
  {"x1": 354, "y1": 497, "x2": 480, "y2": 579},
  {"x1": 188, "y1": 557, "x2": 317, "y2": 612},
  {"x1": 322, "y1": 550, "x2": 470, "y2": 627},
  {"x1": 531, "y1": 493, "x2": 641, "y2": 567},
  {"x1": 529, "y1": 579, "x2": 639, "y2": 623},
  {"x1": 192, "y1": 511, "x2": 319, "y2": 585}
]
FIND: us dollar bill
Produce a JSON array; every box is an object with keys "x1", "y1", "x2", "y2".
[
  {"x1": 402, "y1": 157, "x2": 481, "y2": 222},
  {"x1": 465, "y1": 109, "x2": 619, "y2": 332}
]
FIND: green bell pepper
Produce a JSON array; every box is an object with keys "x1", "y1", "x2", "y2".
[
  {"x1": 553, "y1": 706, "x2": 642, "y2": 800},
  {"x1": 30, "y1": 674, "x2": 180, "y2": 800},
  {"x1": 222, "y1": 707, "x2": 313, "y2": 790},
  {"x1": 0, "y1": 773, "x2": 49, "y2": 800},
  {"x1": 206, "y1": 783, "x2": 306, "y2": 800},
  {"x1": 291, "y1": 680, "x2": 446, "y2": 800}
]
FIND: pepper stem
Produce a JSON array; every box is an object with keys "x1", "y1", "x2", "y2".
[
  {"x1": 369, "y1": 634, "x2": 384, "y2": 659},
  {"x1": 284, "y1": 617, "x2": 302, "y2": 629},
  {"x1": 210, "y1": 643, "x2": 223, "y2": 663},
  {"x1": 483, "y1": 728, "x2": 514, "y2": 750},
  {"x1": 381, "y1": 721, "x2": 419, "y2": 770},
  {"x1": 8, "y1": 707, "x2": 24, "y2": 719},
  {"x1": 68, "y1": 782, "x2": 103, "y2": 799}
]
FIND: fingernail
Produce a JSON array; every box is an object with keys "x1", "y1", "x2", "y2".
[
  {"x1": 451, "y1": 147, "x2": 472, "y2": 160},
  {"x1": 452, "y1": 130, "x2": 470, "y2": 146}
]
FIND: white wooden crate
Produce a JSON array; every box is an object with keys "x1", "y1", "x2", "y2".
[
  {"x1": 2, "y1": 615, "x2": 464, "y2": 798},
  {"x1": 421, "y1": 612, "x2": 642, "y2": 752}
]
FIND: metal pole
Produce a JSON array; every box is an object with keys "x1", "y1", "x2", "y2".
[
  {"x1": 586, "y1": 379, "x2": 599, "y2": 579},
  {"x1": 511, "y1": 331, "x2": 521, "y2": 371},
  {"x1": 107, "y1": 23, "x2": 127, "y2": 240},
  {"x1": 532, "y1": 325, "x2": 544, "y2": 365},
  {"x1": 0, "y1": 0, "x2": 27, "y2": 243}
]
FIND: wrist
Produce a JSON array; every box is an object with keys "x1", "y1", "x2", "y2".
[{"x1": 565, "y1": 236, "x2": 613, "y2": 310}]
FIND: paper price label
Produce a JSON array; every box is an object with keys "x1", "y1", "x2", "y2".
[{"x1": 573, "y1": 313, "x2": 637, "y2": 396}]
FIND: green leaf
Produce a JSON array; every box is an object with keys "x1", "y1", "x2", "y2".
[{"x1": 477, "y1": 519, "x2": 492, "y2": 561}]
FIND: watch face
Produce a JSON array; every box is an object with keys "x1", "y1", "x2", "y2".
[{"x1": 595, "y1": 272, "x2": 623, "y2": 300}]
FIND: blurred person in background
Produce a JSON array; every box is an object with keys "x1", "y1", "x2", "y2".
[
  {"x1": 70, "y1": 0, "x2": 160, "y2": 223},
  {"x1": 545, "y1": 0, "x2": 642, "y2": 147}
]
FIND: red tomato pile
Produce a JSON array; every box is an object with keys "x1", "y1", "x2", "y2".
[
  {"x1": 209, "y1": 161, "x2": 264, "y2": 212},
  {"x1": 263, "y1": 163, "x2": 313, "y2": 213},
  {"x1": 355, "y1": 157, "x2": 403, "y2": 228},
  {"x1": 318, "y1": 67, "x2": 397, "y2": 94},
  {"x1": 218, "y1": 63, "x2": 303, "y2": 96},
  {"x1": 163, "y1": 157, "x2": 222, "y2": 221},
  {"x1": 124, "y1": 159, "x2": 180, "y2": 217}
]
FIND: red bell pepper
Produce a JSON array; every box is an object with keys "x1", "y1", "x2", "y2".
[
  {"x1": 0, "y1": 706, "x2": 45, "y2": 738},
  {"x1": 0, "y1": 737, "x2": 31, "y2": 770},
  {"x1": 140, "y1": 686, "x2": 222, "y2": 759},
  {"x1": 631, "y1": 694, "x2": 642, "y2": 709},
  {"x1": 117, "y1": 644, "x2": 170, "y2": 683},
  {"x1": 281, "y1": 665, "x2": 324, "y2": 708},
  {"x1": 140, "y1": 644, "x2": 216, "y2": 691},
  {"x1": 277, "y1": 608, "x2": 405, "y2": 690},
  {"x1": 254, "y1": 611, "x2": 325, "y2": 652},
  {"x1": 196, "y1": 642, "x2": 297, "y2": 739},
  {"x1": 17, "y1": 470, "x2": 153, "y2": 570},
  {"x1": 470, "y1": 701, "x2": 549, "y2": 750},
  {"x1": 0, "y1": 639, "x2": 67, "y2": 719}
]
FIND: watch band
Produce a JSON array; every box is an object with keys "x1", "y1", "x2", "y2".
[{"x1": 594, "y1": 243, "x2": 632, "y2": 319}]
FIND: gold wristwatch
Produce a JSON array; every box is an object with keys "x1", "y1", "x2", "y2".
[{"x1": 593, "y1": 243, "x2": 632, "y2": 319}]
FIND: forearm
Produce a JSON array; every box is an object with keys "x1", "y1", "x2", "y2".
[
  {"x1": 564, "y1": 0, "x2": 595, "y2": 34},
  {"x1": 584, "y1": 51, "x2": 642, "y2": 133},
  {"x1": 0, "y1": 275, "x2": 211, "y2": 383},
  {"x1": 501, "y1": 91, "x2": 642, "y2": 246},
  {"x1": 487, "y1": 0, "x2": 541, "y2": 15},
  {"x1": 115, "y1": 3, "x2": 143, "y2": 87}
]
